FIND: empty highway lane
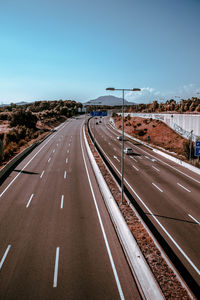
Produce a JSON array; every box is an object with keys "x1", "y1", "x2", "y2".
[
  {"x1": 90, "y1": 117, "x2": 200, "y2": 287},
  {"x1": 0, "y1": 117, "x2": 141, "y2": 300}
]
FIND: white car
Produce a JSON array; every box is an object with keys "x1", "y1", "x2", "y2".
[
  {"x1": 124, "y1": 147, "x2": 133, "y2": 154},
  {"x1": 117, "y1": 136, "x2": 123, "y2": 140}
]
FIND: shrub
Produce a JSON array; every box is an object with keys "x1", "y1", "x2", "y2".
[
  {"x1": 0, "y1": 113, "x2": 9, "y2": 120},
  {"x1": 10, "y1": 110, "x2": 37, "y2": 128},
  {"x1": 3, "y1": 142, "x2": 18, "y2": 160},
  {"x1": 138, "y1": 130, "x2": 146, "y2": 136}
]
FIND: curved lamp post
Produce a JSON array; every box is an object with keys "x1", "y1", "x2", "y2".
[{"x1": 106, "y1": 87, "x2": 141, "y2": 204}]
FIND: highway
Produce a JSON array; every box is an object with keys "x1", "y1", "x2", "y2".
[
  {"x1": 89, "y1": 117, "x2": 200, "y2": 288},
  {"x1": 0, "y1": 117, "x2": 141, "y2": 300}
]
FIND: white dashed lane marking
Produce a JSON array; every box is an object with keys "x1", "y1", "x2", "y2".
[
  {"x1": 0, "y1": 245, "x2": 11, "y2": 270},
  {"x1": 26, "y1": 194, "x2": 34, "y2": 208},
  {"x1": 152, "y1": 183, "x2": 163, "y2": 193},
  {"x1": 177, "y1": 183, "x2": 191, "y2": 193},
  {"x1": 188, "y1": 214, "x2": 200, "y2": 225},
  {"x1": 40, "y1": 170, "x2": 45, "y2": 178}
]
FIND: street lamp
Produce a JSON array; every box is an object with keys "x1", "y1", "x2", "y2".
[{"x1": 106, "y1": 87, "x2": 141, "y2": 204}]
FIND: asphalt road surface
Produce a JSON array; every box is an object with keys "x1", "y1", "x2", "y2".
[
  {"x1": 90, "y1": 117, "x2": 200, "y2": 287},
  {"x1": 0, "y1": 117, "x2": 141, "y2": 300}
]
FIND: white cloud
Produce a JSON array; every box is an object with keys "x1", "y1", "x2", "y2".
[
  {"x1": 126, "y1": 87, "x2": 163, "y2": 103},
  {"x1": 126, "y1": 84, "x2": 200, "y2": 104}
]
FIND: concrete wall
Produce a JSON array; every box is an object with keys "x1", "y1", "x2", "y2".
[{"x1": 121, "y1": 113, "x2": 200, "y2": 141}]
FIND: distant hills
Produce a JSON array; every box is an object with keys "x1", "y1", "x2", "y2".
[
  {"x1": 0, "y1": 101, "x2": 28, "y2": 107},
  {"x1": 83, "y1": 95, "x2": 136, "y2": 106}
]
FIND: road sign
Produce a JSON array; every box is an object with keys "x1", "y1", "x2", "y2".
[
  {"x1": 90, "y1": 111, "x2": 107, "y2": 117},
  {"x1": 195, "y1": 141, "x2": 200, "y2": 156}
]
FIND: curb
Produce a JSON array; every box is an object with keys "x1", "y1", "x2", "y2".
[{"x1": 83, "y1": 126, "x2": 164, "y2": 300}]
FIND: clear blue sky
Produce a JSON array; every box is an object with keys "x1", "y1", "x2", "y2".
[{"x1": 0, "y1": 0, "x2": 200, "y2": 104}]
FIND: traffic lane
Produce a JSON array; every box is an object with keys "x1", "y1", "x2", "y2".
[
  {"x1": 103, "y1": 121, "x2": 200, "y2": 184},
  {"x1": 99, "y1": 122, "x2": 200, "y2": 207},
  {"x1": 0, "y1": 120, "x2": 122, "y2": 300},
  {"x1": 0, "y1": 118, "x2": 141, "y2": 299},
  {"x1": 94, "y1": 122, "x2": 199, "y2": 217},
  {"x1": 126, "y1": 139, "x2": 200, "y2": 185},
  {"x1": 123, "y1": 150, "x2": 200, "y2": 216},
  {"x1": 0, "y1": 121, "x2": 73, "y2": 224},
  {"x1": 0, "y1": 122, "x2": 74, "y2": 257},
  {"x1": 93, "y1": 125, "x2": 200, "y2": 285}
]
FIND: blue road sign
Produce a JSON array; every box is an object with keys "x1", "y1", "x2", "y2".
[
  {"x1": 195, "y1": 141, "x2": 200, "y2": 156},
  {"x1": 90, "y1": 111, "x2": 107, "y2": 117}
]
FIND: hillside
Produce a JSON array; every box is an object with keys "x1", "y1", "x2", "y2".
[{"x1": 84, "y1": 95, "x2": 136, "y2": 106}]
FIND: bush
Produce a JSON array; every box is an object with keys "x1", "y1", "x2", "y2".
[
  {"x1": 3, "y1": 142, "x2": 18, "y2": 160},
  {"x1": 10, "y1": 110, "x2": 37, "y2": 128},
  {"x1": 138, "y1": 130, "x2": 146, "y2": 136},
  {"x1": 0, "y1": 113, "x2": 9, "y2": 120}
]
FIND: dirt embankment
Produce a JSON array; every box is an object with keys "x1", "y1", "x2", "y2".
[{"x1": 114, "y1": 115, "x2": 190, "y2": 160}]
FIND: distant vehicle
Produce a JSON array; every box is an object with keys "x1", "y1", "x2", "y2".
[
  {"x1": 124, "y1": 147, "x2": 133, "y2": 154},
  {"x1": 99, "y1": 120, "x2": 102, "y2": 123},
  {"x1": 117, "y1": 136, "x2": 123, "y2": 140},
  {"x1": 96, "y1": 122, "x2": 98, "y2": 125}
]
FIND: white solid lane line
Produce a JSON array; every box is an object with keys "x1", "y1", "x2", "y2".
[
  {"x1": 53, "y1": 247, "x2": 60, "y2": 288},
  {"x1": 152, "y1": 183, "x2": 163, "y2": 193},
  {"x1": 132, "y1": 165, "x2": 139, "y2": 171},
  {"x1": 64, "y1": 171, "x2": 67, "y2": 179},
  {"x1": 60, "y1": 195, "x2": 64, "y2": 209},
  {"x1": 81, "y1": 127, "x2": 125, "y2": 300},
  {"x1": 152, "y1": 166, "x2": 160, "y2": 172},
  {"x1": 177, "y1": 183, "x2": 191, "y2": 193},
  {"x1": 0, "y1": 245, "x2": 11, "y2": 270},
  {"x1": 40, "y1": 170, "x2": 45, "y2": 178},
  {"x1": 26, "y1": 194, "x2": 34, "y2": 208},
  {"x1": 48, "y1": 157, "x2": 51, "y2": 163},
  {"x1": 188, "y1": 214, "x2": 200, "y2": 225}
]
